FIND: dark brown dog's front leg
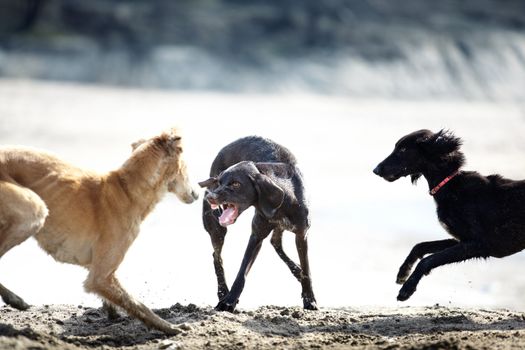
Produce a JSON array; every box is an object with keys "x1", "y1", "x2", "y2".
[
  {"x1": 203, "y1": 200, "x2": 229, "y2": 300},
  {"x1": 215, "y1": 217, "x2": 272, "y2": 312},
  {"x1": 296, "y1": 231, "x2": 318, "y2": 310}
]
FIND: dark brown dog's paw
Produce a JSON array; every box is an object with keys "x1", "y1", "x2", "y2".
[
  {"x1": 215, "y1": 299, "x2": 237, "y2": 312},
  {"x1": 217, "y1": 288, "x2": 229, "y2": 301},
  {"x1": 303, "y1": 298, "x2": 318, "y2": 310}
]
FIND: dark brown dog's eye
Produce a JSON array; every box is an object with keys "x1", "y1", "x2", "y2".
[
  {"x1": 231, "y1": 181, "x2": 241, "y2": 189},
  {"x1": 399, "y1": 147, "x2": 407, "y2": 153}
]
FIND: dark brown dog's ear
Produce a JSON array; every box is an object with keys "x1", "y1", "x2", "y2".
[
  {"x1": 252, "y1": 173, "x2": 284, "y2": 219},
  {"x1": 254, "y1": 162, "x2": 293, "y2": 178},
  {"x1": 199, "y1": 177, "x2": 218, "y2": 188}
]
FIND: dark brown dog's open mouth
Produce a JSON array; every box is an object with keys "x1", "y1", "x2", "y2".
[{"x1": 210, "y1": 202, "x2": 239, "y2": 227}]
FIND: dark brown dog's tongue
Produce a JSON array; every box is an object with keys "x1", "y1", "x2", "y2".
[{"x1": 219, "y1": 206, "x2": 238, "y2": 226}]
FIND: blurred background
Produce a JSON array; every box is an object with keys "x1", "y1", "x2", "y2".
[
  {"x1": 0, "y1": 0, "x2": 525, "y2": 312},
  {"x1": 1, "y1": 0, "x2": 525, "y2": 98}
]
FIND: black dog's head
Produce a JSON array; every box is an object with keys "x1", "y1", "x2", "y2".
[
  {"x1": 199, "y1": 161, "x2": 286, "y2": 227},
  {"x1": 373, "y1": 129, "x2": 464, "y2": 183}
]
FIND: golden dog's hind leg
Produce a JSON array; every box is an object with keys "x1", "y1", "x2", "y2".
[{"x1": 0, "y1": 182, "x2": 48, "y2": 310}]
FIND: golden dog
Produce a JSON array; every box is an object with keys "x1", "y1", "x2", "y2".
[{"x1": 0, "y1": 128, "x2": 198, "y2": 335}]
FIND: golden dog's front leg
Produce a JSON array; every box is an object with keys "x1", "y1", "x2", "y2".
[
  {"x1": 84, "y1": 244, "x2": 182, "y2": 336},
  {"x1": 84, "y1": 272, "x2": 182, "y2": 335}
]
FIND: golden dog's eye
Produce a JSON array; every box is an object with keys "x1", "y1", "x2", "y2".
[{"x1": 231, "y1": 181, "x2": 241, "y2": 189}]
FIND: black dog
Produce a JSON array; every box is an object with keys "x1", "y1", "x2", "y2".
[
  {"x1": 199, "y1": 136, "x2": 317, "y2": 312},
  {"x1": 374, "y1": 129, "x2": 525, "y2": 301}
]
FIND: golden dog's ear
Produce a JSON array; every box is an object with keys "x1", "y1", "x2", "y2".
[
  {"x1": 131, "y1": 138, "x2": 147, "y2": 151},
  {"x1": 156, "y1": 130, "x2": 183, "y2": 156}
]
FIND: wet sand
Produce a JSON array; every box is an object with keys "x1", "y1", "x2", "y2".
[{"x1": 2, "y1": 303, "x2": 525, "y2": 349}]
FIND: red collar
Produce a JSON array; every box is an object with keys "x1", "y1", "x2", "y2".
[{"x1": 429, "y1": 170, "x2": 460, "y2": 196}]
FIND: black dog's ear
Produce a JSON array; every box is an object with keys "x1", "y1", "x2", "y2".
[
  {"x1": 198, "y1": 177, "x2": 218, "y2": 188},
  {"x1": 252, "y1": 173, "x2": 285, "y2": 219},
  {"x1": 420, "y1": 129, "x2": 462, "y2": 155}
]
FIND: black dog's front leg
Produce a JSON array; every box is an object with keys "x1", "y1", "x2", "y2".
[
  {"x1": 216, "y1": 217, "x2": 272, "y2": 312},
  {"x1": 397, "y1": 242, "x2": 487, "y2": 301},
  {"x1": 397, "y1": 239, "x2": 459, "y2": 284}
]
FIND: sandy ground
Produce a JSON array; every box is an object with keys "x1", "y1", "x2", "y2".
[{"x1": 2, "y1": 303, "x2": 525, "y2": 349}]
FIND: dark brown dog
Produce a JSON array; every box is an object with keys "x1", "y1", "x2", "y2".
[{"x1": 199, "y1": 136, "x2": 317, "y2": 312}]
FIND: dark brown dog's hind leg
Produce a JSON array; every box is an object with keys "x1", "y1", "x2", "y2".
[
  {"x1": 202, "y1": 200, "x2": 229, "y2": 300},
  {"x1": 296, "y1": 231, "x2": 318, "y2": 310},
  {"x1": 270, "y1": 229, "x2": 302, "y2": 281},
  {"x1": 295, "y1": 231, "x2": 317, "y2": 310}
]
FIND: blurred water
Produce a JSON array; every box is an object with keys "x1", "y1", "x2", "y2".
[
  {"x1": 1, "y1": 28, "x2": 525, "y2": 100},
  {"x1": 1, "y1": 79, "x2": 525, "y2": 311}
]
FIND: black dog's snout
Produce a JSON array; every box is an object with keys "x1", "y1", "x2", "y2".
[{"x1": 373, "y1": 164, "x2": 382, "y2": 176}]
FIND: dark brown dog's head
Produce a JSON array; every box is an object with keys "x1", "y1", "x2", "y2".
[
  {"x1": 373, "y1": 129, "x2": 464, "y2": 183},
  {"x1": 199, "y1": 161, "x2": 286, "y2": 227}
]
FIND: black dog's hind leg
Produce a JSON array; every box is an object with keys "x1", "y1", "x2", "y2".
[
  {"x1": 397, "y1": 239, "x2": 459, "y2": 284},
  {"x1": 296, "y1": 230, "x2": 318, "y2": 310},
  {"x1": 397, "y1": 242, "x2": 487, "y2": 301},
  {"x1": 202, "y1": 200, "x2": 229, "y2": 300},
  {"x1": 216, "y1": 215, "x2": 272, "y2": 312},
  {"x1": 270, "y1": 229, "x2": 302, "y2": 281}
]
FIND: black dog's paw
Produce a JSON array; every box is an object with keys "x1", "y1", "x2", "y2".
[
  {"x1": 396, "y1": 263, "x2": 414, "y2": 285},
  {"x1": 303, "y1": 297, "x2": 318, "y2": 311},
  {"x1": 215, "y1": 299, "x2": 238, "y2": 312},
  {"x1": 396, "y1": 272, "x2": 409, "y2": 285},
  {"x1": 397, "y1": 284, "x2": 416, "y2": 301}
]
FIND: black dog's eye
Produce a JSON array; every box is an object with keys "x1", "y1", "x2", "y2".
[
  {"x1": 230, "y1": 181, "x2": 241, "y2": 189},
  {"x1": 398, "y1": 147, "x2": 407, "y2": 153}
]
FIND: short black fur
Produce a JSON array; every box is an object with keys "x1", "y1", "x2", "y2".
[
  {"x1": 374, "y1": 129, "x2": 525, "y2": 301},
  {"x1": 199, "y1": 136, "x2": 317, "y2": 312}
]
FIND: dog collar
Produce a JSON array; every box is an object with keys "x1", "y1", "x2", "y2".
[{"x1": 429, "y1": 170, "x2": 460, "y2": 196}]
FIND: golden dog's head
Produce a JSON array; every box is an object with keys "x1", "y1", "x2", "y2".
[{"x1": 131, "y1": 128, "x2": 199, "y2": 204}]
